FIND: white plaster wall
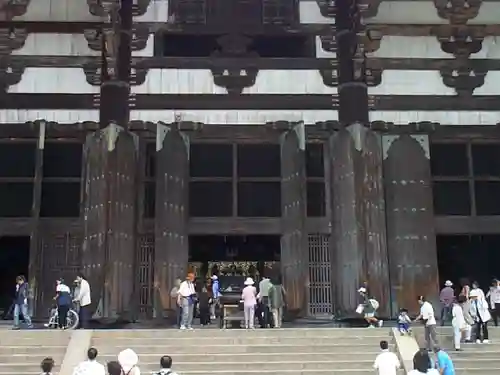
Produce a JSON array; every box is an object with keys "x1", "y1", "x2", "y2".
[
  {"x1": 13, "y1": 0, "x2": 103, "y2": 22},
  {"x1": 474, "y1": 72, "x2": 500, "y2": 95},
  {"x1": 367, "y1": 1, "x2": 500, "y2": 25},
  {"x1": 11, "y1": 33, "x2": 154, "y2": 57},
  {"x1": 368, "y1": 71, "x2": 455, "y2": 96},
  {"x1": 369, "y1": 111, "x2": 500, "y2": 126},
  {"x1": 0, "y1": 110, "x2": 339, "y2": 125},
  {"x1": 299, "y1": 1, "x2": 334, "y2": 24},
  {"x1": 8, "y1": 68, "x2": 99, "y2": 93},
  {"x1": 315, "y1": 36, "x2": 336, "y2": 58},
  {"x1": 131, "y1": 70, "x2": 337, "y2": 94}
]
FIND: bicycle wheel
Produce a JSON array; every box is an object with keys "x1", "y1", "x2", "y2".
[{"x1": 66, "y1": 309, "x2": 79, "y2": 330}]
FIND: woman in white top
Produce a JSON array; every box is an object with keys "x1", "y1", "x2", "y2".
[
  {"x1": 486, "y1": 279, "x2": 500, "y2": 326},
  {"x1": 469, "y1": 288, "x2": 491, "y2": 343},
  {"x1": 451, "y1": 296, "x2": 467, "y2": 351},
  {"x1": 408, "y1": 349, "x2": 439, "y2": 375}
]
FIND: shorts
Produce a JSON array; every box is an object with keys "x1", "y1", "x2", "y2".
[{"x1": 364, "y1": 312, "x2": 375, "y2": 318}]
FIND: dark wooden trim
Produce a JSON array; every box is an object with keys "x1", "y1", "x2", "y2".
[
  {"x1": 0, "y1": 94, "x2": 340, "y2": 110},
  {"x1": 368, "y1": 58, "x2": 500, "y2": 71},
  {"x1": 435, "y1": 216, "x2": 500, "y2": 235},
  {"x1": 373, "y1": 96, "x2": 500, "y2": 111},
  {"x1": 368, "y1": 24, "x2": 500, "y2": 37},
  {"x1": 6, "y1": 56, "x2": 336, "y2": 70}
]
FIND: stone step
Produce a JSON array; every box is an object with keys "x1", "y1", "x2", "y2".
[
  {"x1": 449, "y1": 350, "x2": 500, "y2": 359},
  {"x1": 0, "y1": 354, "x2": 64, "y2": 364},
  {"x1": 0, "y1": 370, "x2": 394, "y2": 375},
  {"x1": 0, "y1": 345, "x2": 68, "y2": 355},
  {"x1": 91, "y1": 328, "x2": 391, "y2": 338},
  {"x1": 89, "y1": 343, "x2": 388, "y2": 354},
  {"x1": 91, "y1": 336, "x2": 385, "y2": 346},
  {"x1": 96, "y1": 352, "x2": 382, "y2": 363}
]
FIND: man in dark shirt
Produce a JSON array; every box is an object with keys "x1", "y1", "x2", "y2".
[{"x1": 13, "y1": 275, "x2": 33, "y2": 329}]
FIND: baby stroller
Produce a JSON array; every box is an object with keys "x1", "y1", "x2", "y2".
[{"x1": 44, "y1": 305, "x2": 79, "y2": 330}]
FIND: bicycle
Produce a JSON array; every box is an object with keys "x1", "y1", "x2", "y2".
[{"x1": 44, "y1": 306, "x2": 79, "y2": 330}]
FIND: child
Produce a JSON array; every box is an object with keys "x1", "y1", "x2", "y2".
[
  {"x1": 398, "y1": 308, "x2": 412, "y2": 335},
  {"x1": 40, "y1": 357, "x2": 55, "y2": 375}
]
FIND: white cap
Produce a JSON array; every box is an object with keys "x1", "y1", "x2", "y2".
[
  {"x1": 445, "y1": 280, "x2": 453, "y2": 287},
  {"x1": 211, "y1": 275, "x2": 218, "y2": 280},
  {"x1": 244, "y1": 277, "x2": 254, "y2": 286},
  {"x1": 118, "y1": 348, "x2": 138, "y2": 373},
  {"x1": 358, "y1": 287, "x2": 367, "y2": 293}
]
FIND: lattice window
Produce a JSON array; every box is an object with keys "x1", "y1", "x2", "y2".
[
  {"x1": 169, "y1": 0, "x2": 207, "y2": 24},
  {"x1": 308, "y1": 234, "x2": 332, "y2": 316},
  {"x1": 262, "y1": 0, "x2": 297, "y2": 24},
  {"x1": 137, "y1": 234, "x2": 154, "y2": 318}
]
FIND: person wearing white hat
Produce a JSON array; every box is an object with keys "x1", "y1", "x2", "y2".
[
  {"x1": 118, "y1": 348, "x2": 140, "y2": 375},
  {"x1": 469, "y1": 287, "x2": 491, "y2": 343},
  {"x1": 241, "y1": 277, "x2": 257, "y2": 329},
  {"x1": 439, "y1": 280, "x2": 455, "y2": 326},
  {"x1": 210, "y1": 274, "x2": 221, "y2": 320}
]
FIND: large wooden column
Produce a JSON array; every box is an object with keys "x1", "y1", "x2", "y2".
[
  {"x1": 82, "y1": 0, "x2": 137, "y2": 320},
  {"x1": 153, "y1": 123, "x2": 189, "y2": 318},
  {"x1": 329, "y1": 124, "x2": 391, "y2": 317},
  {"x1": 280, "y1": 122, "x2": 308, "y2": 317},
  {"x1": 383, "y1": 134, "x2": 439, "y2": 315}
]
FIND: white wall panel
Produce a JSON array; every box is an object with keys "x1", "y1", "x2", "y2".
[
  {"x1": 367, "y1": 1, "x2": 500, "y2": 25},
  {"x1": 474, "y1": 72, "x2": 500, "y2": 95},
  {"x1": 133, "y1": 35, "x2": 155, "y2": 57},
  {"x1": 243, "y1": 71, "x2": 337, "y2": 94},
  {"x1": 471, "y1": 37, "x2": 500, "y2": 59},
  {"x1": 12, "y1": 34, "x2": 100, "y2": 56},
  {"x1": 315, "y1": 36, "x2": 336, "y2": 58},
  {"x1": 368, "y1": 36, "x2": 451, "y2": 59},
  {"x1": 13, "y1": 0, "x2": 102, "y2": 22},
  {"x1": 368, "y1": 71, "x2": 455, "y2": 96},
  {"x1": 8, "y1": 68, "x2": 99, "y2": 94},
  {"x1": 299, "y1": 1, "x2": 334, "y2": 24},
  {"x1": 0, "y1": 110, "x2": 339, "y2": 125},
  {"x1": 370, "y1": 111, "x2": 500, "y2": 126},
  {"x1": 132, "y1": 70, "x2": 226, "y2": 94}
]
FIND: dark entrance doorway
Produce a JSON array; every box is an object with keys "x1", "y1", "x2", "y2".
[
  {"x1": 436, "y1": 235, "x2": 500, "y2": 292},
  {"x1": 0, "y1": 236, "x2": 30, "y2": 314},
  {"x1": 189, "y1": 235, "x2": 281, "y2": 281}
]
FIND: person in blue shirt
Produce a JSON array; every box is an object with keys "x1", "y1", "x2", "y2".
[{"x1": 434, "y1": 346, "x2": 455, "y2": 375}]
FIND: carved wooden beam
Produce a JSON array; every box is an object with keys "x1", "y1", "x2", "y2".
[
  {"x1": 436, "y1": 28, "x2": 483, "y2": 57},
  {"x1": 439, "y1": 65, "x2": 487, "y2": 96},
  {"x1": 367, "y1": 24, "x2": 500, "y2": 37},
  {"x1": 319, "y1": 69, "x2": 338, "y2": 87},
  {"x1": 83, "y1": 62, "x2": 147, "y2": 86},
  {"x1": 314, "y1": 0, "x2": 336, "y2": 18},
  {"x1": 0, "y1": 27, "x2": 27, "y2": 55},
  {"x1": 0, "y1": 63, "x2": 24, "y2": 92},
  {"x1": 358, "y1": 0, "x2": 382, "y2": 18},
  {"x1": 87, "y1": 0, "x2": 151, "y2": 17},
  {"x1": 84, "y1": 25, "x2": 150, "y2": 52},
  {"x1": 0, "y1": 0, "x2": 31, "y2": 20},
  {"x1": 434, "y1": 0, "x2": 482, "y2": 24},
  {"x1": 367, "y1": 58, "x2": 500, "y2": 71}
]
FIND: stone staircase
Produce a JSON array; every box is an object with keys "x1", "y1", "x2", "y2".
[
  {"x1": 416, "y1": 326, "x2": 500, "y2": 375},
  {"x1": 0, "y1": 329, "x2": 71, "y2": 375},
  {"x1": 92, "y1": 328, "x2": 394, "y2": 375}
]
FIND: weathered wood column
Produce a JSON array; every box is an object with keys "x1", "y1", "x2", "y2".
[
  {"x1": 82, "y1": 0, "x2": 137, "y2": 320},
  {"x1": 329, "y1": 125, "x2": 390, "y2": 317},
  {"x1": 383, "y1": 134, "x2": 439, "y2": 315},
  {"x1": 331, "y1": 0, "x2": 390, "y2": 317},
  {"x1": 153, "y1": 123, "x2": 189, "y2": 318},
  {"x1": 280, "y1": 122, "x2": 308, "y2": 317}
]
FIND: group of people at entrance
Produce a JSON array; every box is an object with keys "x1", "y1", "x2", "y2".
[
  {"x1": 10, "y1": 273, "x2": 91, "y2": 330},
  {"x1": 170, "y1": 272, "x2": 286, "y2": 329}
]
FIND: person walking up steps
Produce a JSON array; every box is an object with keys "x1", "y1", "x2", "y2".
[{"x1": 416, "y1": 295, "x2": 438, "y2": 351}]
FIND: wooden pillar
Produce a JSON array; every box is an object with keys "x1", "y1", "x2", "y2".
[
  {"x1": 153, "y1": 123, "x2": 189, "y2": 318},
  {"x1": 383, "y1": 134, "x2": 439, "y2": 315},
  {"x1": 280, "y1": 122, "x2": 308, "y2": 317},
  {"x1": 329, "y1": 124, "x2": 391, "y2": 317},
  {"x1": 81, "y1": 0, "x2": 137, "y2": 320},
  {"x1": 28, "y1": 120, "x2": 45, "y2": 318}
]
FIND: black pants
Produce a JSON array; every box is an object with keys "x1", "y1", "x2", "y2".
[
  {"x1": 492, "y1": 303, "x2": 500, "y2": 326},
  {"x1": 78, "y1": 305, "x2": 89, "y2": 329},
  {"x1": 257, "y1": 299, "x2": 272, "y2": 328},
  {"x1": 58, "y1": 305, "x2": 69, "y2": 328},
  {"x1": 199, "y1": 306, "x2": 210, "y2": 325},
  {"x1": 474, "y1": 318, "x2": 489, "y2": 341}
]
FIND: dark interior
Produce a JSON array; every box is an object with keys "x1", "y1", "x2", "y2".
[
  {"x1": 0, "y1": 236, "x2": 30, "y2": 314},
  {"x1": 437, "y1": 235, "x2": 500, "y2": 292}
]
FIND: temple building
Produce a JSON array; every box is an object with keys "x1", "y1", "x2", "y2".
[{"x1": 0, "y1": 0, "x2": 499, "y2": 320}]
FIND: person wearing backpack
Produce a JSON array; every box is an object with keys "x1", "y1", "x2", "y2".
[{"x1": 154, "y1": 356, "x2": 179, "y2": 375}]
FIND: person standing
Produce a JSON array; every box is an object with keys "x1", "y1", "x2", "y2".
[
  {"x1": 459, "y1": 295, "x2": 474, "y2": 343},
  {"x1": 210, "y1": 274, "x2": 221, "y2": 321},
  {"x1": 469, "y1": 288, "x2": 491, "y2": 343},
  {"x1": 12, "y1": 275, "x2": 33, "y2": 329},
  {"x1": 257, "y1": 275, "x2": 273, "y2": 328},
  {"x1": 373, "y1": 340, "x2": 400, "y2": 375},
  {"x1": 74, "y1": 273, "x2": 91, "y2": 329},
  {"x1": 177, "y1": 273, "x2": 196, "y2": 330},
  {"x1": 268, "y1": 277, "x2": 286, "y2": 328},
  {"x1": 486, "y1": 279, "x2": 500, "y2": 326},
  {"x1": 416, "y1": 296, "x2": 438, "y2": 350},
  {"x1": 451, "y1": 298, "x2": 467, "y2": 351},
  {"x1": 197, "y1": 283, "x2": 210, "y2": 326},
  {"x1": 434, "y1": 347, "x2": 455, "y2": 375},
  {"x1": 72, "y1": 347, "x2": 106, "y2": 375},
  {"x1": 170, "y1": 278, "x2": 182, "y2": 328},
  {"x1": 55, "y1": 278, "x2": 72, "y2": 329},
  {"x1": 242, "y1": 277, "x2": 257, "y2": 329},
  {"x1": 439, "y1": 280, "x2": 455, "y2": 326}
]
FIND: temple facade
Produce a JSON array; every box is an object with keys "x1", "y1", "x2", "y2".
[{"x1": 0, "y1": 0, "x2": 499, "y2": 320}]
